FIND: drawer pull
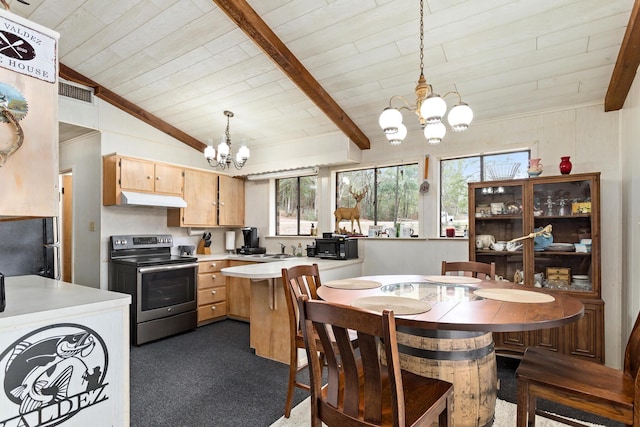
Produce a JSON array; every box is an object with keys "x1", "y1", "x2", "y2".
[
  {"x1": 211, "y1": 306, "x2": 216, "y2": 310},
  {"x1": 211, "y1": 274, "x2": 216, "y2": 279},
  {"x1": 211, "y1": 263, "x2": 217, "y2": 269},
  {"x1": 211, "y1": 290, "x2": 216, "y2": 295}
]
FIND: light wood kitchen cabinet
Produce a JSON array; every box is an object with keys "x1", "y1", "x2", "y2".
[
  {"x1": 103, "y1": 154, "x2": 184, "y2": 205},
  {"x1": 469, "y1": 172, "x2": 604, "y2": 363},
  {"x1": 197, "y1": 260, "x2": 228, "y2": 325},
  {"x1": 226, "y1": 261, "x2": 252, "y2": 321},
  {"x1": 167, "y1": 168, "x2": 244, "y2": 227}
]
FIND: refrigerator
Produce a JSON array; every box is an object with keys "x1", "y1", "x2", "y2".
[{"x1": 0, "y1": 217, "x2": 58, "y2": 278}]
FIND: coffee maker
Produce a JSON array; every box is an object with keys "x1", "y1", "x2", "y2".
[{"x1": 237, "y1": 227, "x2": 266, "y2": 255}]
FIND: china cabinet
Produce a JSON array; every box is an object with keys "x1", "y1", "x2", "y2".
[{"x1": 468, "y1": 172, "x2": 604, "y2": 362}]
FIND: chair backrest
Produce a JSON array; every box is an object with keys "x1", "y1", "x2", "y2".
[
  {"x1": 282, "y1": 264, "x2": 322, "y2": 342},
  {"x1": 297, "y1": 295, "x2": 406, "y2": 426},
  {"x1": 441, "y1": 261, "x2": 495, "y2": 280}
]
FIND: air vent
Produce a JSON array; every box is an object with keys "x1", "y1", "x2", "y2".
[{"x1": 58, "y1": 81, "x2": 93, "y2": 103}]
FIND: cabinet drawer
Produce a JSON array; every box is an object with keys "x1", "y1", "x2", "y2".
[
  {"x1": 198, "y1": 302, "x2": 227, "y2": 322},
  {"x1": 198, "y1": 271, "x2": 226, "y2": 289},
  {"x1": 198, "y1": 260, "x2": 229, "y2": 273},
  {"x1": 198, "y1": 286, "x2": 226, "y2": 305}
]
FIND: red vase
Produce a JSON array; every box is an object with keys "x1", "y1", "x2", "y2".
[{"x1": 559, "y1": 156, "x2": 572, "y2": 174}]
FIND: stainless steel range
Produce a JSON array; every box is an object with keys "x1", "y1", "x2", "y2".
[{"x1": 108, "y1": 234, "x2": 198, "y2": 345}]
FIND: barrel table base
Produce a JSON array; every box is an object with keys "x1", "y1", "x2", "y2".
[{"x1": 395, "y1": 328, "x2": 497, "y2": 427}]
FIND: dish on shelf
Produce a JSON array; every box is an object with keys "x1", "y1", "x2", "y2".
[
  {"x1": 573, "y1": 274, "x2": 589, "y2": 280},
  {"x1": 545, "y1": 243, "x2": 575, "y2": 252},
  {"x1": 504, "y1": 201, "x2": 521, "y2": 214}
]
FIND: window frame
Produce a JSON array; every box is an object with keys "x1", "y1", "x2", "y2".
[{"x1": 275, "y1": 173, "x2": 318, "y2": 236}]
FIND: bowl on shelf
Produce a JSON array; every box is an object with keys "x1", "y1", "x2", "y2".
[{"x1": 486, "y1": 163, "x2": 521, "y2": 181}]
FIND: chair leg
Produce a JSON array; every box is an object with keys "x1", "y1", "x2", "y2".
[
  {"x1": 516, "y1": 379, "x2": 532, "y2": 427},
  {"x1": 439, "y1": 395, "x2": 451, "y2": 426},
  {"x1": 284, "y1": 345, "x2": 298, "y2": 418}
]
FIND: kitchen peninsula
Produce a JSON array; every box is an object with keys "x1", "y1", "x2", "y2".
[
  {"x1": 0, "y1": 276, "x2": 131, "y2": 427},
  {"x1": 220, "y1": 256, "x2": 363, "y2": 362}
]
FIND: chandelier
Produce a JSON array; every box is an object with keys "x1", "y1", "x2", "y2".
[
  {"x1": 204, "y1": 110, "x2": 250, "y2": 170},
  {"x1": 378, "y1": 0, "x2": 473, "y2": 145}
]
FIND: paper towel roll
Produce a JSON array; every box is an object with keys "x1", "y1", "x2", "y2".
[{"x1": 225, "y1": 231, "x2": 236, "y2": 251}]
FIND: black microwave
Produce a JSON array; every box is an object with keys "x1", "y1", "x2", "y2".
[{"x1": 314, "y1": 237, "x2": 358, "y2": 260}]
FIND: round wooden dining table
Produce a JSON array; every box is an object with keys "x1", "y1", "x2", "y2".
[{"x1": 316, "y1": 274, "x2": 584, "y2": 427}]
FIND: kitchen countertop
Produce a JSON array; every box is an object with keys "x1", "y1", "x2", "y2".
[
  {"x1": 0, "y1": 275, "x2": 131, "y2": 328},
  {"x1": 220, "y1": 256, "x2": 363, "y2": 279}
]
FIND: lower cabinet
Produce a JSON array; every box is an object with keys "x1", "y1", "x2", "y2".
[
  {"x1": 227, "y1": 261, "x2": 252, "y2": 321},
  {"x1": 493, "y1": 298, "x2": 604, "y2": 363},
  {"x1": 197, "y1": 260, "x2": 228, "y2": 325}
]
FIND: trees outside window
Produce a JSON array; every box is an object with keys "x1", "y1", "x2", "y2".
[
  {"x1": 336, "y1": 164, "x2": 419, "y2": 236},
  {"x1": 440, "y1": 151, "x2": 529, "y2": 237},
  {"x1": 276, "y1": 175, "x2": 317, "y2": 236}
]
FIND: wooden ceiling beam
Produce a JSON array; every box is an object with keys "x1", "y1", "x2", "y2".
[
  {"x1": 59, "y1": 63, "x2": 206, "y2": 152},
  {"x1": 213, "y1": 0, "x2": 370, "y2": 150},
  {"x1": 605, "y1": 0, "x2": 640, "y2": 112}
]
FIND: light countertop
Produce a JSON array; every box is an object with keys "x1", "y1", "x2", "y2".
[
  {"x1": 220, "y1": 257, "x2": 363, "y2": 279},
  {"x1": 0, "y1": 275, "x2": 131, "y2": 328}
]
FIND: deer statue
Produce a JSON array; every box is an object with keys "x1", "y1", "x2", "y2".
[{"x1": 334, "y1": 186, "x2": 368, "y2": 234}]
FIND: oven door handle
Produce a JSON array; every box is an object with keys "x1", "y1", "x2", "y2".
[{"x1": 138, "y1": 262, "x2": 199, "y2": 274}]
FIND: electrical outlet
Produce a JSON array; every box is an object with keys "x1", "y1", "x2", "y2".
[{"x1": 89, "y1": 221, "x2": 95, "y2": 232}]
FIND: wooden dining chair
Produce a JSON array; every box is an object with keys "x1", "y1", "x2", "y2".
[
  {"x1": 281, "y1": 263, "x2": 323, "y2": 418},
  {"x1": 441, "y1": 260, "x2": 496, "y2": 280},
  {"x1": 298, "y1": 295, "x2": 453, "y2": 426},
  {"x1": 516, "y1": 310, "x2": 640, "y2": 426}
]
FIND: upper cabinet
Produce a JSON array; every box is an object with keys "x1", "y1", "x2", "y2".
[
  {"x1": 469, "y1": 172, "x2": 601, "y2": 299},
  {"x1": 167, "y1": 168, "x2": 244, "y2": 228},
  {"x1": 0, "y1": 13, "x2": 60, "y2": 218},
  {"x1": 103, "y1": 154, "x2": 185, "y2": 205}
]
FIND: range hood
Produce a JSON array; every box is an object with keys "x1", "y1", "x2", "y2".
[{"x1": 120, "y1": 191, "x2": 187, "y2": 208}]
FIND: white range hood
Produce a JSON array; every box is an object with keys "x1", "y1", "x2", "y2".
[{"x1": 120, "y1": 191, "x2": 187, "y2": 208}]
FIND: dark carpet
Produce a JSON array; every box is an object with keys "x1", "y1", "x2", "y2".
[
  {"x1": 129, "y1": 320, "x2": 308, "y2": 427},
  {"x1": 131, "y1": 320, "x2": 621, "y2": 426}
]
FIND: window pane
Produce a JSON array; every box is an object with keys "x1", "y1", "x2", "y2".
[
  {"x1": 483, "y1": 152, "x2": 529, "y2": 181},
  {"x1": 440, "y1": 157, "x2": 479, "y2": 236},
  {"x1": 276, "y1": 177, "x2": 298, "y2": 235},
  {"x1": 336, "y1": 170, "x2": 373, "y2": 234},
  {"x1": 276, "y1": 176, "x2": 317, "y2": 236},
  {"x1": 299, "y1": 176, "x2": 318, "y2": 235}
]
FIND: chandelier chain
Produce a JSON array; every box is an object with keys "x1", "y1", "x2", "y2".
[{"x1": 419, "y1": 0, "x2": 424, "y2": 76}]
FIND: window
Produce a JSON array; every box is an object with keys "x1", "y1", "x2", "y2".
[
  {"x1": 276, "y1": 175, "x2": 318, "y2": 236},
  {"x1": 336, "y1": 164, "x2": 419, "y2": 236},
  {"x1": 439, "y1": 151, "x2": 529, "y2": 237}
]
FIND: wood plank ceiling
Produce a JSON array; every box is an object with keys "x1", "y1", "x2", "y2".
[{"x1": 7, "y1": 0, "x2": 637, "y2": 151}]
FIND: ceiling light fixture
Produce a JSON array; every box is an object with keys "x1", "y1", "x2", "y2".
[
  {"x1": 378, "y1": 0, "x2": 473, "y2": 145},
  {"x1": 204, "y1": 110, "x2": 250, "y2": 170}
]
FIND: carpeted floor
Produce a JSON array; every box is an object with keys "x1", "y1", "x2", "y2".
[{"x1": 130, "y1": 320, "x2": 621, "y2": 427}]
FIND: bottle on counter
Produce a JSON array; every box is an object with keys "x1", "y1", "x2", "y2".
[{"x1": 297, "y1": 243, "x2": 303, "y2": 256}]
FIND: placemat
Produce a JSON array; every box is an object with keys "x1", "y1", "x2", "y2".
[
  {"x1": 424, "y1": 275, "x2": 483, "y2": 284},
  {"x1": 473, "y1": 288, "x2": 555, "y2": 303},
  {"x1": 351, "y1": 296, "x2": 431, "y2": 315},
  {"x1": 323, "y1": 279, "x2": 382, "y2": 290}
]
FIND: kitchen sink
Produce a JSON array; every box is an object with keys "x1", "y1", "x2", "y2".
[{"x1": 264, "y1": 253, "x2": 296, "y2": 259}]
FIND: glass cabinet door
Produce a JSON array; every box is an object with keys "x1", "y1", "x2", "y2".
[
  {"x1": 530, "y1": 178, "x2": 595, "y2": 295},
  {"x1": 470, "y1": 182, "x2": 524, "y2": 282}
]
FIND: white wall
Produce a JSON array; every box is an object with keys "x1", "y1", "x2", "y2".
[{"x1": 620, "y1": 69, "x2": 640, "y2": 352}]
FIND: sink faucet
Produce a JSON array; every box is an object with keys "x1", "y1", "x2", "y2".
[{"x1": 279, "y1": 243, "x2": 286, "y2": 254}]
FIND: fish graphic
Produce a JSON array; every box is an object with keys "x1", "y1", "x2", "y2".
[{"x1": 4, "y1": 332, "x2": 95, "y2": 413}]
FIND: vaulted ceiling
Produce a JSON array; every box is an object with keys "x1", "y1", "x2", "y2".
[{"x1": 8, "y1": 0, "x2": 638, "y2": 151}]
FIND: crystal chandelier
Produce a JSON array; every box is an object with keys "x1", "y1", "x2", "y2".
[
  {"x1": 204, "y1": 110, "x2": 250, "y2": 170},
  {"x1": 378, "y1": 0, "x2": 473, "y2": 145}
]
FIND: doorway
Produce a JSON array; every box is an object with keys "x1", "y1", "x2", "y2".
[{"x1": 61, "y1": 173, "x2": 73, "y2": 282}]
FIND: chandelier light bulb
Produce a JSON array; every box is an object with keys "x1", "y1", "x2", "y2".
[
  {"x1": 217, "y1": 139, "x2": 230, "y2": 157},
  {"x1": 204, "y1": 139, "x2": 216, "y2": 160},
  {"x1": 237, "y1": 144, "x2": 250, "y2": 161},
  {"x1": 420, "y1": 94, "x2": 447, "y2": 124},
  {"x1": 387, "y1": 123, "x2": 407, "y2": 145},
  {"x1": 378, "y1": 107, "x2": 403, "y2": 134},
  {"x1": 424, "y1": 122, "x2": 446, "y2": 144},
  {"x1": 448, "y1": 102, "x2": 473, "y2": 131}
]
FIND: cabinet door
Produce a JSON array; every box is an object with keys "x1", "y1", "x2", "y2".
[
  {"x1": 218, "y1": 175, "x2": 244, "y2": 226},
  {"x1": 154, "y1": 163, "x2": 183, "y2": 196},
  {"x1": 563, "y1": 299, "x2": 604, "y2": 362},
  {"x1": 530, "y1": 176, "x2": 599, "y2": 298},
  {"x1": 182, "y1": 169, "x2": 217, "y2": 226},
  {"x1": 469, "y1": 182, "x2": 525, "y2": 281},
  {"x1": 119, "y1": 157, "x2": 155, "y2": 192}
]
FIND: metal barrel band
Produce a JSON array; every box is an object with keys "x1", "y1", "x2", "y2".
[
  {"x1": 396, "y1": 325, "x2": 488, "y2": 339},
  {"x1": 397, "y1": 341, "x2": 495, "y2": 361}
]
